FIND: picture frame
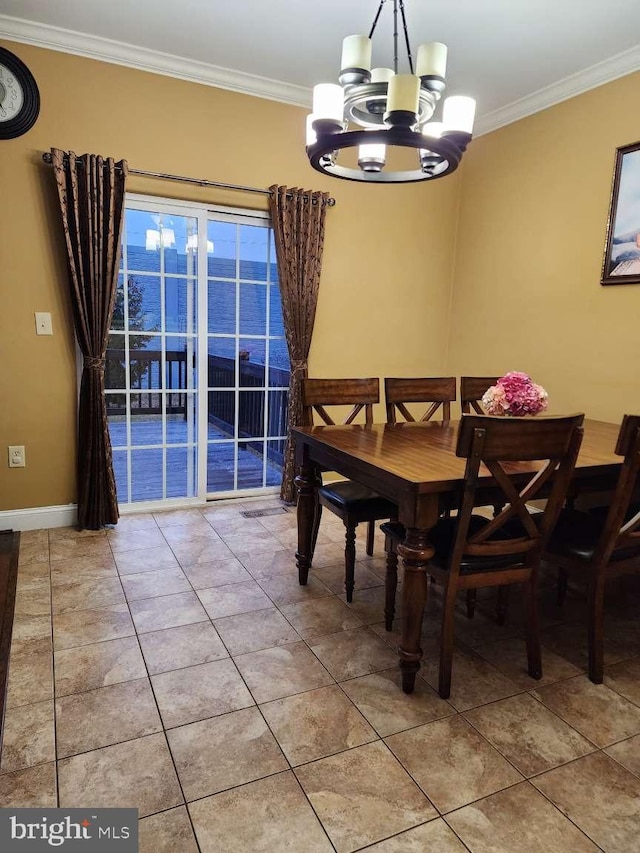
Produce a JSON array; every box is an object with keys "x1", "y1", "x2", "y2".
[{"x1": 601, "y1": 140, "x2": 640, "y2": 286}]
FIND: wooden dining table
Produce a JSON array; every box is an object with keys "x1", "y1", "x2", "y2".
[{"x1": 292, "y1": 418, "x2": 622, "y2": 693}]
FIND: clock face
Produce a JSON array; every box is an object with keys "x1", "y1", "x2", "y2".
[
  {"x1": 0, "y1": 63, "x2": 25, "y2": 122},
  {"x1": 0, "y1": 47, "x2": 39, "y2": 139}
]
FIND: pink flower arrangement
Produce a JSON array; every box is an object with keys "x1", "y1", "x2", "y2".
[{"x1": 481, "y1": 372, "x2": 549, "y2": 417}]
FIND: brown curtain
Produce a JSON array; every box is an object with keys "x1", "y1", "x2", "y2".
[
  {"x1": 51, "y1": 148, "x2": 128, "y2": 529},
  {"x1": 269, "y1": 185, "x2": 330, "y2": 503}
]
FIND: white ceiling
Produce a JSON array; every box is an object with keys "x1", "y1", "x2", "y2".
[{"x1": 1, "y1": 0, "x2": 640, "y2": 133}]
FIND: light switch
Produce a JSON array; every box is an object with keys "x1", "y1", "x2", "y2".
[{"x1": 35, "y1": 312, "x2": 53, "y2": 335}]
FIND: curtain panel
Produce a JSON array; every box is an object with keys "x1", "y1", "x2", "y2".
[
  {"x1": 51, "y1": 148, "x2": 128, "y2": 529},
  {"x1": 268, "y1": 185, "x2": 330, "y2": 503}
]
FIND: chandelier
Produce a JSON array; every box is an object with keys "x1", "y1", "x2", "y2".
[{"x1": 306, "y1": 0, "x2": 476, "y2": 183}]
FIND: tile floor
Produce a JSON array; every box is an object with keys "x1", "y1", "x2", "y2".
[{"x1": 2, "y1": 498, "x2": 640, "y2": 852}]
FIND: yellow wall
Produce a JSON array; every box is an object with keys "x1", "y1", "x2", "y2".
[
  {"x1": 447, "y1": 72, "x2": 640, "y2": 421},
  {"x1": 0, "y1": 41, "x2": 461, "y2": 511}
]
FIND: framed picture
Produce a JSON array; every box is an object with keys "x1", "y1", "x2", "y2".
[{"x1": 601, "y1": 140, "x2": 640, "y2": 285}]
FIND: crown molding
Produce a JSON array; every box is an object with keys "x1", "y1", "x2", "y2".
[
  {"x1": 475, "y1": 43, "x2": 640, "y2": 136},
  {"x1": 0, "y1": 14, "x2": 311, "y2": 108},
  {"x1": 2, "y1": 14, "x2": 640, "y2": 135}
]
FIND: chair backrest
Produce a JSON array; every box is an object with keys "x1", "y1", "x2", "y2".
[
  {"x1": 385, "y1": 377, "x2": 456, "y2": 423},
  {"x1": 303, "y1": 378, "x2": 380, "y2": 426},
  {"x1": 460, "y1": 376, "x2": 500, "y2": 414},
  {"x1": 448, "y1": 414, "x2": 585, "y2": 575},
  {"x1": 593, "y1": 415, "x2": 640, "y2": 566}
]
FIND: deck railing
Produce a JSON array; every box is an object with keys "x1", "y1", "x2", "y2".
[{"x1": 106, "y1": 348, "x2": 290, "y2": 466}]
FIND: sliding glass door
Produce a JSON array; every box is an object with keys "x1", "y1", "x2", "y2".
[{"x1": 105, "y1": 196, "x2": 289, "y2": 507}]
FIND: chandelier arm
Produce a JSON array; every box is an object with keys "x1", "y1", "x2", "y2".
[
  {"x1": 399, "y1": 0, "x2": 414, "y2": 74},
  {"x1": 368, "y1": 0, "x2": 387, "y2": 39}
]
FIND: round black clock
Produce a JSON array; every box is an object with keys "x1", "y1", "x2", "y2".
[{"x1": 0, "y1": 46, "x2": 40, "y2": 139}]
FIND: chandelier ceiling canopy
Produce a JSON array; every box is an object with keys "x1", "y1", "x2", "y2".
[{"x1": 306, "y1": 0, "x2": 476, "y2": 184}]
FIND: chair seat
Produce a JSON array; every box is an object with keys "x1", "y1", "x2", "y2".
[
  {"x1": 381, "y1": 516, "x2": 526, "y2": 574},
  {"x1": 319, "y1": 481, "x2": 397, "y2": 518},
  {"x1": 547, "y1": 508, "x2": 640, "y2": 562}
]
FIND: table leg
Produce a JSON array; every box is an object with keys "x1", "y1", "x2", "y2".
[
  {"x1": 295, "y1": 460, "x2": 321, "y2": 585},
  {"x1": 397, "y1": 528, "x2": 434, "y2": 693}
]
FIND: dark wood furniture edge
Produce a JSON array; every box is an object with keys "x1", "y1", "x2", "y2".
[{"x1": 0, "y1": 529, "x2": 20, "y2": 754}]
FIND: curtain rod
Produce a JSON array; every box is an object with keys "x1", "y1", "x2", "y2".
[{"x1": 40, "y1": 152, "x2": 336, "y2": 207}]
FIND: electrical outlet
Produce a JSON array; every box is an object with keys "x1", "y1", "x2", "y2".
[
  {"x1": 35, "y1": 312, "x2": 53, "y2": 335},
  {"x1": 8, "y1": 446, "x2": 26, "y2": 468}
]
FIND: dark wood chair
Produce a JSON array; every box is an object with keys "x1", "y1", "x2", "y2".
[
  {"x1": 381, "y1": 413, "x2": 584, "y2": 698},
  {"x1": 546, "y1": 414, "x2": 640, "y2": 683},
  {"x1": 460, "y1": 376, "x2": 500, "y2": 414},
  {"x1": 385, "y1": 377, "x2": 456, "y2": 423},
  {"x1": 303, "y1": 378, "x2": 397, "y2": 602}
]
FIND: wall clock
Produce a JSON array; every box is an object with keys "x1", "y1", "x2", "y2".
[{"x1": 0, "y1": 46, "x2": 40, "y2": 139}]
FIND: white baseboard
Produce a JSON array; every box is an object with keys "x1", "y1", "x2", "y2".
[
  {"x1": 0, "y1": 504, "x2": 78, "y2": 531},
  {"x1": 0, "y1": 490, "x2": 281, "y2": 531}
]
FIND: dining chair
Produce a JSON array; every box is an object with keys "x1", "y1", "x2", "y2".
[
  {"x1": 302, "y1": 378, "x2": 397, "y2": 602},
  {"x1": 385, "y1": 377, "x2": 456, "y2": 423},
  {"x1": 460, "y1": 376, "x2": 500, "y2": 414},
  {"x1": 545, "y1": 414, "x2": 640, "y2": 683},
  {"x1": 381, "y1": 413, "x2": 584, "y2": 698}
]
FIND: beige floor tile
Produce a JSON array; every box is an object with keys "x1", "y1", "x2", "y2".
[
  {"x1": 341, "y1": 668, "x2": 454, "y2": 737},
  {"x1": 532, "y1": 674, "x2": 640, "y2": 747},
  {"x1": 363, "y1": 819, "x2": 468, "y2": 852},
  {"x1": 161, "y1": 523, "x2": 221, "y2": 545},
  {"x1": 50, "y1": 555, "x2": 118, "y2": 586},
  {"x1": 309, "y1": 627, "x2": 400, "y2": 681},
  {"x1": 120, "y1": 566, "x2": 191, "y2": 601},
  {"x1": 197, "y1": 580, "x2": 272, "y2": 619},
  {"x1": 340, "y1": 586, "x2": 389, "y2": 626},
  {"x1": 0, "y1": 700, "x2": 55, "y2": 772},
  {"x1": 6, "y1": 646, "x2": 53, "y2": 708},
  {"x1": 220, "y1": 529, "x2": 283, "y2": 555},
  {"x1": 152, "y1": 508, "x2": 206, "y2": 528},
  {"x1": 11, "y1": 614, "x2": 52, "y2": 644},
  {"x1": 138, "y1": 621, "x2": 228, "y2": 675},
  {"x1": 139, "y1": 805, "x2": 199, "y2": 853},
  {"x1": 311, "y1": 562, "x2": 384, "y2": 595},
  {"x1": 260, "y1": 684, "x2": 377, "y2": 765},
  {"x1": 112, "y1": 513, "x2": 158, "y2": 533},
  {"x1": 107, "y1": 527, "x2": 167, "y2": 553},
  {"x1": 49, "y1": 537, "x2": 111, "y2": 562},
  {"x1": 206, "y1": 515, "x2": 266, "y2": 536},
  {"x1": 58, "y1": 733, "x2": 183, "y2": 817},
  {"x1": 605, "y1": 733, "x2": 640, "y2": 776},
  {"x1": 0, "y1": 762, "x2": 57, "y2": 807},
  {"x1": 257, "y1": 572, "x2": 331, "y2": 606},
  {"x1": 280, "y1": 597, "x2": 363, "y2": 640},
  {"x1": 309, "y1": 541, "x2": 352, "y2": 569},
  {"x1": 188, "y1": 771, "x2": 333, "y2": 853},
  {"x1": 49, "y1": 527, "x2": 108, "y2": 542},
  {"x1": 213, "y1": 608, "x2": 300, "y2": 655},
  {"x1": 234, "y1": 641, "x2": 334, "y2": 703},
  {"x1": 181, "y1": 557, "x2": 251, "y2": 589},
  {"x1": 386, "y1": 715, "x2": 522, "y2": 813},
  {"x1": 52, "y1": 577, "x2": 125, "y2": 614},
  {"x1": 55, "y1": 636, "x2": 146, "y2": 696},
  {"x1": 129, "y1": 591, "x2": 208, "y2": 633},
  {"x1": 17, "y1": 542, "x2": 50, "y2": 567},
  {"x1": 421, "y1": 647, "x2": 522, "y2": 712},
  {"x1": 464, "y1": 693, "x2": 595, "y2": 777},
  {"x1": 171, "y1": 539, "x2": 235, "y2": 567},
  {"x1": 273, "y1": 528, "x2": 333, "y2": 549},
  {"x1": 475, "y1": 636, "x2": 582, "y2": 688},
  {"x1": 532, "y1": 752, "x2": 640, "y2": 853},
  {"x1": 239, "y1": 548, "x2": 298, "y2": 579},
  {"x1": 152, "y1": 659, "x2": 254, "y2": 727},
  {"x1": 14, "y1": 588, "x2": 52, "y2": 618},
  {"x1": 55, "y1": 678, "x2": 162, "y2": 758},
  {"x1": 114, "y1": 545, "x2": 179, "y2": 575},
  {"x1": 604, "y1": 656, "x2": 640, "y2": 705},
  {"x1": 168, "y1": 706, "x2": 287, "y2": 800},
  {"x1": 446, "y1": 781, "x2": 599, "y2": 852},
  {"x1": 539, "y1": 621, "x2": 629, "y2": 670},
  {"x1": 296, "y1": 740, "x2": 436, "y2": 852},
  {"x1": 53, "y1": 604, "x2": 135, "y2": 650}
]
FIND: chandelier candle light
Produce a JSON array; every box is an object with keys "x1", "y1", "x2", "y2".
[{"x1": 306, "y1": 0, "x2": 476, "y2": 183}]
